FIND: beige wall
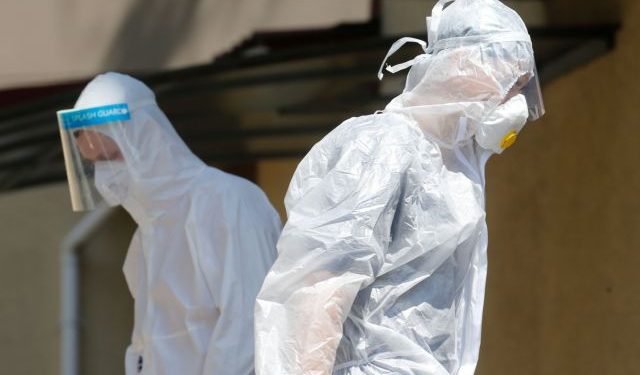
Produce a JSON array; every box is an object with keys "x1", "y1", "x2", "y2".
[
  {"x1": 0, "y1": 0, "x2": 371, "y2": 90},
  {"x1": 257, "y1": 159, "x2": 301, "y2": 220},
  {"x1": 0, "y1": 183, "x2": 135, "y2": 375},
  {"x1": 0, "y1": 184, "x2": 79, "y2": 375},
  {"x1": 79, "y1": 210, "x2": 134, "y2": 375},
  {"x1": 478, "y1": 1, "x2": 640, "y2": 374}
]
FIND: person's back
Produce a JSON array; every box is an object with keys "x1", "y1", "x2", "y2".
[
  {"x1": 124, "y1": 165, "x2": 280, "y2": 375},
  {"x1": 57, "y1": 72, "x2": 281, "y2": 375},
  {"x1": 278, "y1": 111, "x2": 486, "y2": 374}
]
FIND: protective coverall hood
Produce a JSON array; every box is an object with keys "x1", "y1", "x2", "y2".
[
  {"x1": 73, "y1": 72, "x2": 206, "y2": 221},
  {"x1": 383, "y1": 0, "x2": 542, "y2": 151}
]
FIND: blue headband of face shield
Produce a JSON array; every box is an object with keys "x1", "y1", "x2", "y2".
[{"x1": 57, "y1": 103, "x2": 132, "y2": 211}]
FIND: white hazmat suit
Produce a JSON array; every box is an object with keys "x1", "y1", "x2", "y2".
[
  {"x1": 59, "y1": 72, "x2": 281, "y2": 375},
  {"x1": 254, "y1": 0, "x2": 544, "y2": 374}
]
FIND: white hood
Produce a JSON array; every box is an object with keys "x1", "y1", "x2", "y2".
[
  {"x1": 73, "y1": 72, "x2": 206, "y2": 221},
  {"x1": 383, "y1": 0, "x2": 537, "y2": 149}
]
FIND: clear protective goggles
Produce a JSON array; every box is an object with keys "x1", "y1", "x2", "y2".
[{"x1": 57, "y1": 103, "x2": 129, "y2": 212}]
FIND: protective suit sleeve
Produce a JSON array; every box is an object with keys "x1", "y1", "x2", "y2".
[
  {"x1": 198, "y1": 189, "x2": 281, "y2": 375},
  {"x1": 255, "y1": 123, "x2": 415, "y2": 375}
]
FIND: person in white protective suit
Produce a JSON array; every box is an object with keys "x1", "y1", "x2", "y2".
[
  {"x1": 56, "y1": 72, "x2": 281, "y2": 375},
  {"x1": 254, "y1": 0, "x2": 545, "y2": 374}
]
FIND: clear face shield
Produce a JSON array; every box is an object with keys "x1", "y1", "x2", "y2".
[
  {"x1": 503, "y1": 65, "x2": 545, "y2": 122},
  {"x1": 474, "y1": 63, "x2": 545, "y2": 154},
  {"x1": 57, "y1": 103, "x2": 130, "y2": 211}
]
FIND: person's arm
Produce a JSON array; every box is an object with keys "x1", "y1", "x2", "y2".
[
  {"x1": 199, "y1": 192, "x2": 281, "y2": 375},
  {"x1": 255, "y1": 132, "x2": 413, "y2": 375}
]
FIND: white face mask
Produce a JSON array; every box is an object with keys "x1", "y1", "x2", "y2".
[
  {"x1": 474, "y1": 94, "x2": 529, "y2": 154},
  {"x1": 94, "y1": 160, "x2": 130, "y2": 206}
]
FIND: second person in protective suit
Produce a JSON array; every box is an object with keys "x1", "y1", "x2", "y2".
[
  {"x1": 254, "y1": 0, "x2": 544, "y2": 374},
  {"x1": 57, "y1": 72, "x2": 281, "y2": 375}
]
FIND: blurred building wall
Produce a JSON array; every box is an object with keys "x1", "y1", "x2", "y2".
[
  {"x1": 0, "y1": 183, "x2": 136, "y2": 375},
  {"x1": 0, "y1": 184, "x2": 77, "y2": 375},
  {"x1": 477, "y1": 0, "x2": 639, "y2": 374},
  {"x1": 0, "y1": 0, "x2": 371, "y2": 90},
  {"x1": 78, "y1": 210, "x2": 135, "y2": 375},
  {"x1": 257, "y1": 160, "x2": 300, "y2": 221}
]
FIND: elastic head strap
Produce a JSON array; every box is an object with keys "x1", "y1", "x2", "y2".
[
  {"x1": 377, "y1": 37, "x2": 428, "y2": 80},
  {"x1": 428, "y1": 0, "x2": 457, "y2": 45},
  {"x1": 430, "y1": 31, "x2": 532, "y2": 53}
]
